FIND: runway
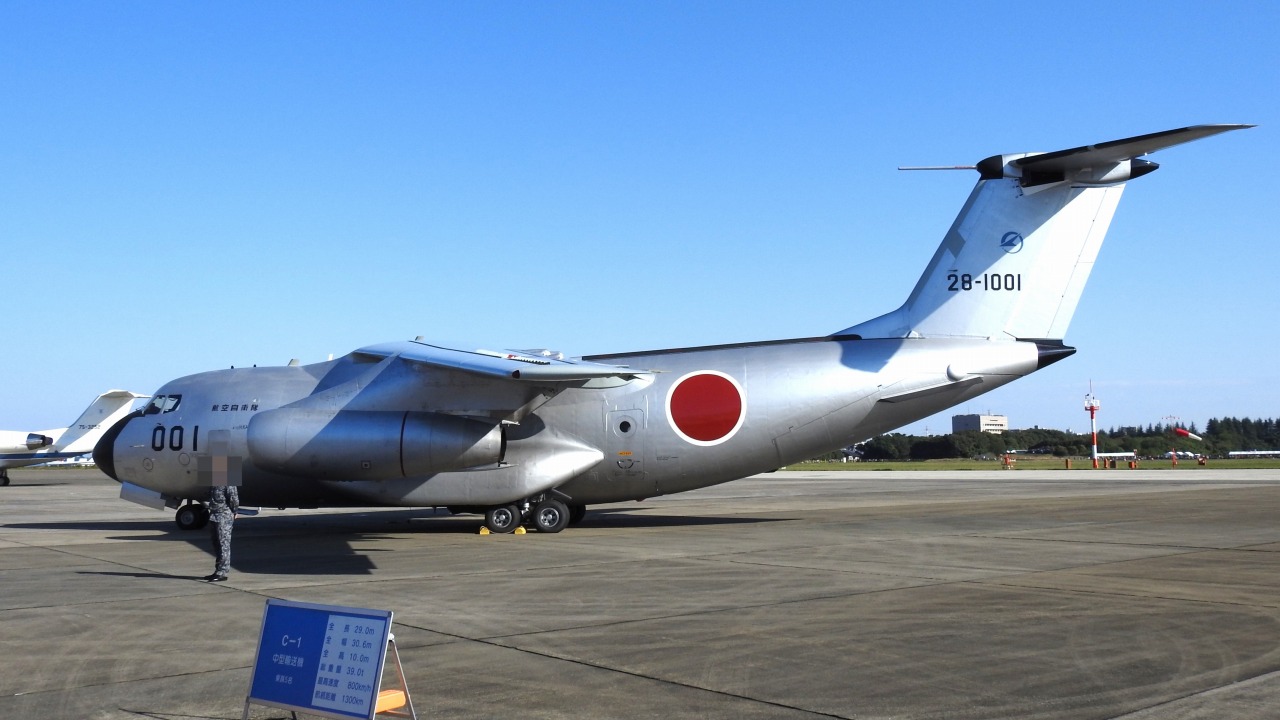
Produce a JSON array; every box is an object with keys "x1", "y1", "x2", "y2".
[{"x1": 3, "y1": 466, "x2": 1280, "y2": 719}]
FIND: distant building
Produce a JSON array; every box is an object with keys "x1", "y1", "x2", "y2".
[{"x1": 952, "y1": 414, "x2": 1008, "y2": 434}]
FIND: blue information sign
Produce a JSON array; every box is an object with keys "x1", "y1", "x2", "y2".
[{"x1": 246, "y1": 599, "x2": 394, "y2": 720}]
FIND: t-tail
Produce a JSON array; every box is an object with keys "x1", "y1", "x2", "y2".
[
  {"x1": 841, "y1": 125, "x2": 1253, "y2": 342},
  {"x1": 54, "y1": 390, "x2": 150, "y2": 454}
]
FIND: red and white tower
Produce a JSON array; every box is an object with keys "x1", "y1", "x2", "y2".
[{"x1": 1084, "y1": 388, "x2": 1101, "y2": 469}]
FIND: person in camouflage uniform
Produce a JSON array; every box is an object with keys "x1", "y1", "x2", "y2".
[{"x1": 205, "y1": 483, "x2": 239, "y2": 581}]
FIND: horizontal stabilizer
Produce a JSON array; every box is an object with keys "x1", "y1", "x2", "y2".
[{"x1": 979, "y1": 124, "x2": 1254, "y2": 187}]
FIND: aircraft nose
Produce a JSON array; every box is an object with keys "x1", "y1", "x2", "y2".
[{"x1": 93, "y1": 410, "x2": 140, "y2": 482}]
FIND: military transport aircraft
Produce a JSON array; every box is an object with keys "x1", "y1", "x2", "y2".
[
  {"x1": 96, "y1": 125, "x2": 1250, "y2": 532},
  {"x1": 0, "y1": 390, "x2": 147, "y2": 485}
]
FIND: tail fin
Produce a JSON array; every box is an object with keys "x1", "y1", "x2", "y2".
[
  {"x1": 54, "y1": 390, "x2": 149, "y2": 453},
  {"x1": 841, "y1": 125, "x2": 1252, "y2": 341}
]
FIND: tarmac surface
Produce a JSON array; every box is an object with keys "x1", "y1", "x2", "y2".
[{"x1": 3, "y1": 465, "x2": 1280, "y2": 719}]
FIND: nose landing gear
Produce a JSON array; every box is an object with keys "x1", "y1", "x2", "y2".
[{"x1": 175, "y1": 502, "x2": 210, "y2": 530}]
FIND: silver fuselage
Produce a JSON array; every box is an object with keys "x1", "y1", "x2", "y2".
[{"x1": 96, "y1": 335, "x2": 1049, "y2": 510}]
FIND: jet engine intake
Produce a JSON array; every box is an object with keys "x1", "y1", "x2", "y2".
[{"x1": 247, "y1": 409, "x2": 504, "y2": 481}]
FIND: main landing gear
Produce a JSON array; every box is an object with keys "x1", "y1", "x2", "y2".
[
  {"x1": 0, "y1": 470, "x2": 9, "y2": 486},
  {"x1": 166, "y1": 497, "x2": 588, "y2": 533},
  {"x1": 480, "y1": 496, "x2": 587, "y2": 534}
]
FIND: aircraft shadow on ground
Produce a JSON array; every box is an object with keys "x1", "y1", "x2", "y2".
[
  {"x1": 220, "y1": 512, "x2": 780, "y2": 575},
  {"x1": 230, "y1": 534, "x2": 383, "y2": 575},
  {"x1": 574, "y1": 510, "x2": 780, "y2": 529},
  {"x1": 6, "y1": 510, "x2": 779, "y2": 578},
  {"x1": 2, "y1": 520, "x2": 186, "y2": 534},
  {"x1": 3, "y1": 508, "x2": 778, "y2": 536},
  {"x1": 76, "y1": 570, "x2": 213, "y2": 582}
]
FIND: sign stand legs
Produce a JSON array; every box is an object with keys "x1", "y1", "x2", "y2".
[{"x1": 373, "y1": 635, "x2": 417, "y2": 719}]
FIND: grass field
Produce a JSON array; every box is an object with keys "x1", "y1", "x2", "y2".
[{"x1": 785, "y1": 457, "x2": 1280, "y2": 471}]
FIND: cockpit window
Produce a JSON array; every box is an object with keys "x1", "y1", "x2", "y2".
[{"x1": 143, "y1": 394, "x2": 182, "y2": 415}]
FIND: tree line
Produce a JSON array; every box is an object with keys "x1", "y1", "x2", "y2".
[{"x1": 856, "y1": 417, "x2": 1280, "y2": 461}]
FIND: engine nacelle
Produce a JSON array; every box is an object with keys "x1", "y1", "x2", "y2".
[
  {"x1": 26, "y1": 433, "x2": 53, "y2": 450},
  {"x1": 247, "y1": 409, "x2": 504, "y2": 481},
  {"x1": 0, "y1": 432, "x2": 54, "y2": 453}
]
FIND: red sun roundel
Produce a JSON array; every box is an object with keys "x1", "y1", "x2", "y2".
[{"x1": 665, "y1": 371, "x2": 746, "y2": 446}]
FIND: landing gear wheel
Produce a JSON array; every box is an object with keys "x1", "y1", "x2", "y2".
[
  {"x1": 484, "y1": 504, "x2": 522, "y2": 534},
  {"x1": 0, "y1": 471, "x2": 9, "y2": 487},
  {"x1": 533, "y1": 498, "x2": 569, "y2": 533},
  {"x1": 568, "y1": 504, "x2": 587, "y2": 525},
  {"x1": 175, "y1": 503, "x2": 209, "y2": 531}
]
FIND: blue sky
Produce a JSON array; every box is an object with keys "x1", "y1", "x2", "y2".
[{"x1": 2, "y1": 1, "x2": 1276, "y2": 437}]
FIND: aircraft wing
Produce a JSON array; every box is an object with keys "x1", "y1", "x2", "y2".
[
  {"x1": 356, "y1": 341, "x2": 650, "y2": 383},
  {"x1": 341, "y1": 341, "x2": 652, "y2": 422}
]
